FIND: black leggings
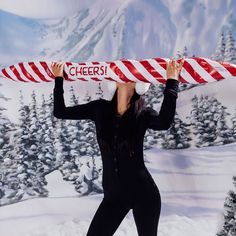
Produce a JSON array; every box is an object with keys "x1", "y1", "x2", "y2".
[{"x1": 86, "y1": 180, "x2": 161, "y2": 236}]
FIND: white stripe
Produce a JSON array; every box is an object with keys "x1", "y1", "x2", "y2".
[
  {"x1": 178, "y1": 59, "x2": 199, "y2": 84},
  {"x1": 148, "y1": 58, "x2": 199, "y2": 84},
  {"x1": 14, "y1": 64, "x2": 32, "y2": 82},
  {"x1": 204, "y1": 58, "x2": 235, "y2": 79},
  {"x1": 35, "y1": 62, "x2": 53, "y2": 81},
  {"x1": 105, "y1": 63, "x2": 124, "y2": 83},
  {"x1": 6, "y1": 67, "x2": 22, "y2": 81},
  {"x1": 131, "y1": 60, "x2": 160, "y2": 84},
  {"x1": 115, "y1": 60, "x2": 140, "y2": 82},
  {"x1": 180, "y1": 66, "x2": 199, "y2": 84},
  {"x1": 188, "y1": 59, "x2": 216, "y2": 82},
  {"x1": 147, "y1": 59, "x2": 167, "y2": 80},
  {"x1": 23, "y1": 63, "x2": 42, "y2": 82}
]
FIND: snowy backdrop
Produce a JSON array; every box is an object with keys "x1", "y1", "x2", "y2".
[{"x1": 0, "y1": 0, "x2": 236, "y2": 235}]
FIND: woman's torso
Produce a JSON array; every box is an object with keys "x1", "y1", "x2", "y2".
[{"x1": 92, "y1": 100, "x2": 158, "y2": 199}]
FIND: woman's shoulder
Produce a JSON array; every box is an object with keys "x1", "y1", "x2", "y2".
[{"x1": 92, "y1": 98, "x2": 111, "y2": 111}]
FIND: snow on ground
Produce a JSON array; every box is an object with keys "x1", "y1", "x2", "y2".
[
  {"x1": 0, "y1": 194, "x2": 218, "y2": 236},
  {"x1": 20, "y1": 215, "x2": 218, "y2": 236},
  {"x1": 46, "y1": 170, "x2": 79, "y2": 198},
  {"x1": 145, "y1": 142, "x2": 236, "y2": 217},
  {"x1": 1, "y1": 143, "x2": 235, "y2": 236}
]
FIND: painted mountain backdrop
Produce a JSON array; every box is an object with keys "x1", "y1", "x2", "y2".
[
  {"x1": 0, "y1": 0, "x2": 236, "y2": 65},
  {"x1": 0, "y1": 1, "x2": 236, "y2": 236}
]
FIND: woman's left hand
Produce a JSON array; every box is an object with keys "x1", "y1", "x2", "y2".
[
  {"x1": 51, "y1": 62, "x2": 64, "y2": 77},
  {"x1": 166, "y1": 58, "x2": 184, "y2": 81}
]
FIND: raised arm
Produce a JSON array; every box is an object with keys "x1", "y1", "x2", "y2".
[
  {"x1": 52, "y1": 62, "x2": 100, "y2": 121},
  {"x1": 144, "y1": 58, "x2": 184, "y2": 130},
  {"x1": 53, "y1": 76, "x2": 100, "y2": 120},
  {"x1": 144, "y1": 79, "x2": 179, "y2": 130}
]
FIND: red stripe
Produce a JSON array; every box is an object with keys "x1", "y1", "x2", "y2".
[
  {"x1": 28, "y1": 62, "x2": 51, "y2": 82},
  {"x1": 121, "y1": 60, "x2": 149, "y2": 82},
  {"x1": 154, "y1": 58, "x2": 167, "y2": 69},
  {"x1": 110, "y1": 62, "x2": 133, "y2": 82},
  {"x1": 40, "y1": 62, "x2": 55, "y2": 79},
  {"x1": 91, "y1": 77, "x2": 102, "y2": 81},
  {"x1": 193, "y1": 58, "x2": 224, "y2": 81},
  {"x1": 9, "y1": 65, "x2": 28, "y2": 82},
  {"x1": 140, "y1": 60, "x2": 166, "y2": 84},
  {"x1": 181, "y1": 60, "x2": 208, "y2": 83},
  {"x1": 1, "y1": 68, "x2": 16, "y2": 81},
  {"x1": 178, "y1": 74, "x2": 189, "y2": 84},
  {"x1": 219, "y1": 62, "x2": 236, "y2": 76},
  {"x1": 104, "y1": 77, "x2": 117, "y2": 82},
  {"x1": 77, "y1": 77, "x2": 88, "y2": 81},
  {"x1": 155, "y1": 58, "x2": 189, "y2": 83},
  {"x1": 66, "y1": 62, "x2": 73, "y2": 66},
  {"x1": 63, "y1": 62, "x2": 76, "y2": 81},
  {"x1": 92, "y1": 62, "x2": 100, "y2": 65},
  {"x1": 19, "y1": 63, "x2": 39, "y2": 83}
]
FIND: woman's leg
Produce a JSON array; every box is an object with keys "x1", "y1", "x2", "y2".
[
  {"x1": 132, "y1": 181, "x2": 161, "y2": 236},
  {"x1": 86, "y1": 197, "x2": 130, "y2": 236}
]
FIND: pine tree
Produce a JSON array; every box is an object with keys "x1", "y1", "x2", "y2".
[
  {"x1": 176, "y1": 46, "x2": 188, "y2": 59},
  {"x1": 74, "y1": 156, "x2": 103, "y2": 195},
  {"x1": 217, "y1": 176, "x2": 236, "y2": 236},
  {"x1": 143, "y1": 84, "x2": 165, "y2": 150},
  {"x1": 58, "y1": 87, "x2": 84, "y2": 187},
  {"x1": 0, "y1": 80, "x2": 18, "y2": 205},
  {"x1": 75, "y1": 90, "x2": 102, "y2": 194},
  {"x1": 224, "y1": 31, "x2": 236, "y2": 64},
  {"x1": 80, "y1": 90, "x2": 100, "y2": 157},
  {"x1": 95, "y1": 82, "x2": 104, "y2": 99},
  {"x1": 57, "y1": 118, "x2": 74, "y2": 181},
  {"x1": 13, "y1": 91, "x2": 48, "y2": 200},
  {"x1": 190, "y1": 95, "x2": 218, "y2": 147},
  {"x1": 231, "y1": 109, "x2": 236, "y2": 141},
  {"x1": 190, "y1": 95, "x2": 234, "y2": 147},
  {"x1": 56, "y1": 87, "x2": 103, "y2": 196},
  {"x1": 162, "y1": 112, "x2": 191, "y2": 149},
  {"x1": 38, "y1": 94, "x2": 57, "y2": 175},
  {"x1": 211, "y1": 32, "x2": 226, "y2": 61},
  {"x1": 214, "y1": 104, "x2": 234, "y2": 146}
]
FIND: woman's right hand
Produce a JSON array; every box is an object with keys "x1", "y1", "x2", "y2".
[
  {"x1": 51, "y1": 62, "x2": 64, "y2": 77},
  {"x1": 166, "y1": 58, "x2": 184, "y2": 81}
]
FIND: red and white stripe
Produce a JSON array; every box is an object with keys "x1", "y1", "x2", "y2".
[{"x1": 1, "y1": 57, "x2": 236, "y2": 84}]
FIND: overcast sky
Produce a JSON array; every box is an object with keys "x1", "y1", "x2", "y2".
[{"x1": 0, "y1": 0, "x2": 93, "y2": 19}]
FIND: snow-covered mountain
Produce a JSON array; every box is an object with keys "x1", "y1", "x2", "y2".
[{"x1": 1, "y1": 0, "x2": 236, "y2": 65}]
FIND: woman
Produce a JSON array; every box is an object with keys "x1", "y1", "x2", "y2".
[{"x1": 52, "y1": 59, "x2": 183, "y2": 236}]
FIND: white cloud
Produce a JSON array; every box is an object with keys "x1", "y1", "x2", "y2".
[{"x1": 0, "y1": 0, "x2": 93, "y2": 19}]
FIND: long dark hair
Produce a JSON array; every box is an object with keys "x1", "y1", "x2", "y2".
[
  {"x1": 109, "y1": 88, "x2": 146, "y2": 157},
  {"x1": 111, "y1": 88, "x2": 146, "y2": 119}
]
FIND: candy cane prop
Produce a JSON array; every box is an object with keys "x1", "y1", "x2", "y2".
[{"x1": 1, "y1": 57, "x2": 236, "y2": 84}]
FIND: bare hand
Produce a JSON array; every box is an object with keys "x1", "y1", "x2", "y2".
[
  {"x1": 166, "y1": 58, "x2": 184, "y2": 81},
  {"x1": 51, "y1": 62, "x2": 64, "y2": 77}
]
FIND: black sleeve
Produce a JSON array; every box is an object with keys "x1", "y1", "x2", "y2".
[
  {"x1": 53, "y1": 76, "x2": 101, "y2": 121},
  {"x1": 144, "y1": 79, "x2": 179, "y2": 130}
]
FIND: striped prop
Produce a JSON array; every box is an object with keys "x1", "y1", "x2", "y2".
[{"x1": 1, "y1": 57, "x2": 236, "y2": 84}]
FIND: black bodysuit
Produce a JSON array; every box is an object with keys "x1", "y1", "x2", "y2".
[{"x1": 53, "y1": 77, "x2": 179, "y2": 236}]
